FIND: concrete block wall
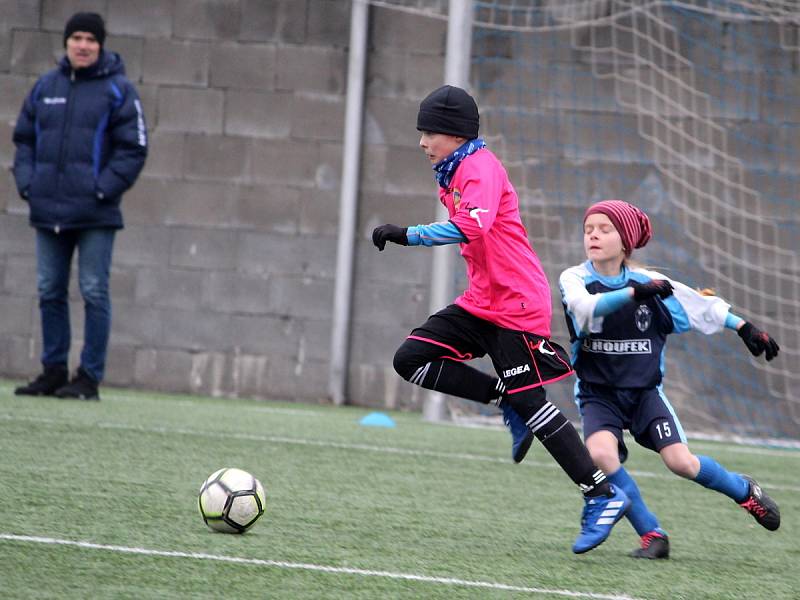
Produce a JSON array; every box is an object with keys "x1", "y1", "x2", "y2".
[
  {"x1": 3, "y1": 3, "x2": 793, "y2": 421},
  {"x1": 0, "y1": 1, "x2": 445, "y2": 406}
]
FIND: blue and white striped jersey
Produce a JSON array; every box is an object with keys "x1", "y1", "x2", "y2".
[{"x1": 559, "y1": 261, "x2": 732, "y2": 388}]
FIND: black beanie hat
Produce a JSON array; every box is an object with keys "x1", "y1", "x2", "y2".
[
  {"x1": 416, "y1": 85, "x2": 479, "y2": 139},
  {"x1": 64, "y1": 12, "x2": 106, "y2": 47}
]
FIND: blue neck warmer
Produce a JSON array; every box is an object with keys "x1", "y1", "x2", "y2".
[{"x1": 432, "y1": 137, "x2": 486, "y2": 189}]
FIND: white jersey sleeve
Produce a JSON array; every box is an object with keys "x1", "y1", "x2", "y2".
[
  {"x1": 559, "y1": 264, "x2": 604, "y2": 336},
  {"x1": 636, "y1": 268, "x2": 731, "y2": 335}
]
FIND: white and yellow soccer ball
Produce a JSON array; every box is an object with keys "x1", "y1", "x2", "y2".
[{"x1": 198, "y1": 468, "x2": 266, "y2": 533}]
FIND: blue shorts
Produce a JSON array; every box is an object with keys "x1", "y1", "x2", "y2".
[{"x1": 577, "y1": 381, "x2": 686, "y2": 463}]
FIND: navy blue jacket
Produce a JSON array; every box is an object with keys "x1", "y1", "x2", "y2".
[{"x1": 12, "y1": 51, "x2": 147, "y2": 231}]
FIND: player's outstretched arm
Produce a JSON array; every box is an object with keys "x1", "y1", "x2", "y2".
[
  {"x1": 591, "y1": 280, "x2": 673, "y2": 319},
  {"x1": 372, "y1": 224, "x2": 408, "y2": 251},
  {"x1": 737, "y1": 321, "x2": 780, "y2": 361},
  {"x1": 372, "y1": 221, "x2": 467, "y2": 251}
]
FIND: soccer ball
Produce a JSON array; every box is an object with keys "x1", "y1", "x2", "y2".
[{"x1": 198, "y1": 468, "x2": 266, "y2": 533}]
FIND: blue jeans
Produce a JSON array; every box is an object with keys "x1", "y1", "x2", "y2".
[{"x1": 36, "y1": 228, "x2": 116, "y2": 383}]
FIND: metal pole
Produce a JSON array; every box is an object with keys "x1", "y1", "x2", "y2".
[
  {"x1": 329, "y1": 0, "x2": 369, "y2": 405},
  {"x1": 423, "y1": 0, "x2": 474, "y2": 422}
]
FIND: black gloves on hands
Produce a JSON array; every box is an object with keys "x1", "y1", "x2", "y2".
[
  {"x1": 738, "y1": 321, "x2": 780, "y2": 361},
  {"x1": 372, "y1": 224, "x2": 408, "y2": 251},
  {"x1": 631, "y1": 280, "x2": 674, "y2": 301}
]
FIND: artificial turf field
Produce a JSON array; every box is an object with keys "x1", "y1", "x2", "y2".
[{"x1": 1, "y1": 380, "x2": 797, "y2": 599}]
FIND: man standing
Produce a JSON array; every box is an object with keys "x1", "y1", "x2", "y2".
[{"x1": 12, "y1": 12, "x2": 147, "y2": 400}]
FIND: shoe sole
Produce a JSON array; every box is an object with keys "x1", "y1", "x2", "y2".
[
  {"x1": 629, "y1": 551, "x2": 669, "y2": 560},
  {"x1": 573, "y1": 499, "x2": 631, "y2": 554}
]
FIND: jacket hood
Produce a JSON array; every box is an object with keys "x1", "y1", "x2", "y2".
[{"x1": 59, "y1": 50, "x2": 126, "y2": 79}]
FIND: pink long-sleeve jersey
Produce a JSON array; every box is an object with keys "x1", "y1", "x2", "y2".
[{"x1": 442, "y1": 148, "x2": 552, "y2": 336}]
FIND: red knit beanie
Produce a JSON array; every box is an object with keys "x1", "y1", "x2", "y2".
[{"x1": 584, "y1": 200, "x2": 652, "y2": 257}]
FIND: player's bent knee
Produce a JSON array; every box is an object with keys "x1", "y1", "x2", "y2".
[
  {"x1": 392, "y1": 342, "x2": 424, "y2": 381},
  {"x1": 505, "y1": 388, "x2": 548, "y2": 415},
  {"x1": 663, "y1": 454, "x2": 696, "y2": 478},
  {"x1": 589, "y1": 447, "x2": 619, "y2": 471}
]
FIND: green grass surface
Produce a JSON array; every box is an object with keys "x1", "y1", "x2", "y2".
[{"x1": 1, "y1": 381, "x2": 797, "y2": 599}]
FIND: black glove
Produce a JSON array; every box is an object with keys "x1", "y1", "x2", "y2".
[
  {"x1": 738, "y1": 321, "x2": 780, "y2": 361},
  {"x1": 372, "y1": 224, "x2": 408, "y2": 251},
  {"x1": 631, "y1": 280, "x2": 673, "y2": 301}
]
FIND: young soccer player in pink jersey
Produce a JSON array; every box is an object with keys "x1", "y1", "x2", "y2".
[
  {"x1": 372, "y1": 85, "x2": 629, "y2": 553},
  {"x1": 559, "y1": 200, "x2": 780, "y2": 559}
]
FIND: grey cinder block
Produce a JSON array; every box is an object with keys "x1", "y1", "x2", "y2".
[
  {"x1": 275, "y1": 46, "x2": 346, "y2": 94},
  {"x1": 161, "y1": 179, "x2": 239, "y2": 227},
  {"x1": 290, "y1": 94, "x2": 344, "y2": 142},
  {"x1": 142, "y1": 38, "x2": 210, "y2": 86},
  {"x1": 0, "y1": 73, "x2": 33, "y2": 120},
  {"x1": 168, "y1": 227, "x2": 240, "y2": 270},
  {"x1": 157, "y1": 87, "x2": 224, "y2": 133},
  {"x1": 174, "y1": 0, "x2": 241, "y2": 41},
  {"x1": 306, "y1": 0, "x2": 350, "y2": 47},
  {"x1": 224, "y1": 89, "x2": 293, "y2": 138},
  {"x1": 0, "y1": 214, "x2": 34, "y2": 256},
  {"x1": 240, "y1": 0, "x2": 307, "y2": 44},
  {"x1": 249, "y1": 139, "x2": 321, "y2": 185},
  {"x1": 10, "y1": 31, "x2": 62, "y2": 76},
  {"x1": 114, "y1": 224, "x2": 172, "y2": 267},
  {"x1": 209, "y1": 43, "x2": 275, "y2": 90},
  {"x1": 108, "y1": 0, "x2": 173, "y2": 37},
  {"x1": 135, "y1": 266, "x2": 207, "y2": 310},
  {"x1": 236, "y1": 183, "x2": 301, "y2": 233},
  {"x1": 140, "y1": 132, "x2": 185, "y2": 178},
  {"x1": 105, "y1": 35, "x2": 144, "y2": 83},
  {"x1": 122, "y1": 176, "x2": 170, "y2": 225},
  {"x1": 202, "y1": 270, "x2": 276, "y2": 315},
  {"x1": 237, "y1": 232, "x2": 336, "y2": 278},
  {"x1": 183, "y1": 133, "x2": 251, "y2": 181},
  {"x1": 1, "y1": 0, "x2": 40, "y2": 29}
]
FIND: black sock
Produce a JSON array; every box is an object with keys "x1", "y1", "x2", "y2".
[
  {"x1": 506, "y1": 389, "x2": 611, "y2": 497},
  {"x1": 406, "y1": 359, "x2": 503, "y2": 404}
]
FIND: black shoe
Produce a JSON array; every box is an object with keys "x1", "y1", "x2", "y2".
[
  {"x1": 14, "y1": 365, "x2": 69, "y2": 396},
  {"x1": 739, "y1": 475, "x2": 780, "y2": 531},
  {"x1": 55, "y1": 368, "x2": 100, "y2": 401},
  {"x1": 630, "y1": 531, "x2": 670, "y2": 559}
]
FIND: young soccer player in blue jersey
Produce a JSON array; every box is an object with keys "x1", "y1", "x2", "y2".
[{"x1": 559, "y1": 200, "x2": 781, "y2": 559}]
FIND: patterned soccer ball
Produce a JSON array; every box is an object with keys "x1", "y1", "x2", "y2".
[{"x1": 198, "y1": 468, "x2": 266, "y2": 533}]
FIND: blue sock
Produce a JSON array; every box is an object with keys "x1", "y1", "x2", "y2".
[
  {"x1": 609, "y1": 467, "x2": 661, "y2": 536},
  {"x1": 693, "y1": 455, "x2": 749, "y2": 502}
]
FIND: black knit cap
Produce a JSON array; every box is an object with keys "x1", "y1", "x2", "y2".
[
  {"x1": 64, "y1": 12, "x2": 106, "y2": 47},
  {"x1": 416, "y1": 85, "x2": 479, "y2": 139}
]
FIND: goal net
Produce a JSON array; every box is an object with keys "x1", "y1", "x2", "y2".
[
  {"x1": 367, "y1": 0, "x2": 799, "y2": 441},
  {"x1": 472, "y1": 0, "x2": 799, "y2": 441}
]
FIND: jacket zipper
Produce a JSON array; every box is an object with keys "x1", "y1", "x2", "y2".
[{"x1": 54, "y1": 69, "x2": 77, "y2": 234}]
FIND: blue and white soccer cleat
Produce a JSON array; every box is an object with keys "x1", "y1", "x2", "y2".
[
  {"x1": 572, "y1": 484, "x2": 631, "y2": 554},
  {"x1": 501, "y1": 402, "x2": 534, "y2": 463}
]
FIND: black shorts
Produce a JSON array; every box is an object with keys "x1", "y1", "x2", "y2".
[
  {"x1": 407, "y1": 305, "x2": 573, "y2": 395},
  {"x1": 577, "y1": 381, "x2": 687, "y2": 462}
]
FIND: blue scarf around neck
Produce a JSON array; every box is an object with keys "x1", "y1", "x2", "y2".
[{"x1": 432, "y1": 137, "x2": 486, "y2": 189}]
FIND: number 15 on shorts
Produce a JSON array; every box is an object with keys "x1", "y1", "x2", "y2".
[{"x1": 655, "y1": 420, "x2": 672, "y2": 440}]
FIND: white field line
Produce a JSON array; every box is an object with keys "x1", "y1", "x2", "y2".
[
  {"x1": 2, "y1": 412, "x2": 799, "y2": 493},
  {"x1": 0, "y1": 533, "x2": 644, "y2": 600}
]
